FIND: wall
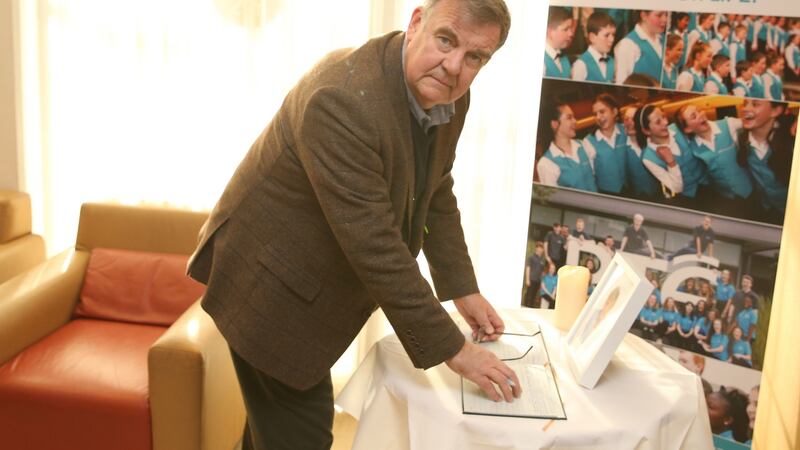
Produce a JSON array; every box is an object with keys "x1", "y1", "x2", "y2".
[
  {"x1": 754, "y1": 138, "x2": 800, "y2": 449},
  {"x1": 0, "y1": 0, "x2": 19, "y2": 190}
]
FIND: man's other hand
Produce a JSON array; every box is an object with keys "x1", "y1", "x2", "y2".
[
  {"x1": 445, "y1": 341, "x2": 521, "y2": 402},
  {"x1": 454, "y1": 293, "x2": 505, "y2": 342}
]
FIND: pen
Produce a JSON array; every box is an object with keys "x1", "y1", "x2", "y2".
[{"x1": 474, "y1": 328, "x2": 485, "y2": 343}]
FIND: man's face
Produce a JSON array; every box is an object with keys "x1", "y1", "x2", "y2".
[
  {"x1": 633, "y1": 215, "x2": 644, "y2": 227},
  {"x1": 703, "y1": 216, "x2": 712, "y2": 229},
  {"x1": 405, "y1": 0, "x2": 501, "y2": 110},
  {"x1": 547, "y1": 19, "x2": 575, "y2": 49},
  {"x1": 742, "y1": 277, "x2": 752, "y2": 290},
  {"x1": 605, "y1": 237, "x2": 614, "y2": 247}
]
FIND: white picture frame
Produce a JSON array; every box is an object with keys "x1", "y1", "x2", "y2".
[{"x1": 563, "y1": 252, "x2": 653, "y2": 389}]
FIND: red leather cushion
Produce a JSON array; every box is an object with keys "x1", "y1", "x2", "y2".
[
  {"x1": 75, "y1": 247, "x2": 205, "y2": 326},
  {"x1": 0, "y1": 319, "x2": 165, "y2": 450}
]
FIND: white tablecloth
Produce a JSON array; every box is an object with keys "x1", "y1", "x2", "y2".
[{"x1": 335, "y1": 308, "x2": 713, "y2": 450}]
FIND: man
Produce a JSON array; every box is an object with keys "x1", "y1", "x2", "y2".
[
  {"x1": 571, "y1": 217, "x2": 589, "y2": 241},
  {"x1": 544, "y1": 222, "x2": 566, "y2": 269},
  {"x1": 670, "y1": 215, "x2": 715, "y2": 260},
  {"x1": 723, "y1": 275, "x2": 760, "y2": 328},
  {"x1": 619, "y1": 213, "x2": 656, "y2": 258},
  {"x1": 186, "y1": 1, "x2": 517, "y2": 449},
  {"x1": 523, "y1": 242, "x2": 546, "y2": 308}
]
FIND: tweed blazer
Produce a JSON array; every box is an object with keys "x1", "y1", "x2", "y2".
[{"x1": 188, "y1": 31, "x2": 479, "y2": 390}]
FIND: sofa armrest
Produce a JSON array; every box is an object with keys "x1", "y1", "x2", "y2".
[
  {"x1": 149, "y1": 299, "x2": 245, "y2": 450},
  {"x1": 0, "y1": 248, "x2": 90, "y2": 365},
  {"x1": 0, "y1": 234, "x2": 46, "y2": 284}
]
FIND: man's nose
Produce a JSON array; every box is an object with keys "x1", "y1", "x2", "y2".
[{"x1": 441, "y1": 52, "x2": 463, "y2": 77}]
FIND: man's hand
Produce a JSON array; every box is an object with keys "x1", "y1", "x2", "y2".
[
  {"x1": 446, "y1": 341, "x2": 521, "y2": 402},
  {"x1": 454, "y1": 293, "x2": 505, "y2": 343}
]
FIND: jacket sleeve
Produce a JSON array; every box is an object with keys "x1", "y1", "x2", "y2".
[
  {"x1": 293, "y1": 86, "x2": 464, "y2": 369},
  {"x1": 421, "y1": 156, "x2": 480, "y2": 302}
]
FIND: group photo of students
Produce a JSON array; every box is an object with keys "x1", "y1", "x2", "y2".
[
  {"x1": 632, "y1": 271, "x2": 761, "y2": 368},
  {"x1": 544, "y1": 6, "x2": 800, "y2": 101},
  {"x1": 665, "y1": 13, "x2": 800, "y2": 101},
  {"x1": 534, "y1": 78, "x2": 798, "y2": 224}
]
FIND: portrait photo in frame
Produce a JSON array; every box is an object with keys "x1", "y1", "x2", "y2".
[{"x1": 564, "y1": 252, "x2": 654, "y2": 389}]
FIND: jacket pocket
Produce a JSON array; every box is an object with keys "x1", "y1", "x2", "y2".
[{"x1": 255, "y1": 243, "x2": 321, "y2": 303}]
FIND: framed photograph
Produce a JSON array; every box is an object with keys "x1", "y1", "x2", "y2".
[{"x1": 564, "y1": 252, "x2": 653, "y2": 389}]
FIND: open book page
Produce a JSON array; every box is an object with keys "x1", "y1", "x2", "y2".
[{"x1": 461, "y1": 327, "x2": 566, "y2": 419}]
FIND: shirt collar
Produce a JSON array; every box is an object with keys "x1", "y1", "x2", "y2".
[
  {"x1": 749, "y1": 134, "x2": 770, "y2": 160},
  {"x1": 402, "y1": 40, "x2": 455, "y2": 133},
  {"x1": 635, "y1": 23, "x2": 662, "y2": 49},
  {"x1": 710, "y1": 72, "x2": 723, "y2": 83},
  {"x1": 548, "y1": 140, "x2": 581, "y2": 160},
  {"x1": 626, "y1": 136, "x2": 642, "y2": 155},
  {"x1": 545, "y1": 43, "x2": 561, "y2": 61},
  {"x1": 648, "y1": 129, "x2": 681, "y2": 156},
  {"x1": 595, "y1": 126, "x2": 619, "y2": 147},
  {"x1": 694, "y1": 121, "x2": 721, "y2": 149},
  {"x1": 587, "y1": 45, "x2": 608, "y2": 64}
]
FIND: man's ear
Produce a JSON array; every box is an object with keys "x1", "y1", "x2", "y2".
[{"x1": 407, "y1": 7, "x2": 424, "y2": 40}]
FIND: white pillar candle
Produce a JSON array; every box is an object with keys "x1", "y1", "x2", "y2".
[{"x1": 554, "y1": 265, "x2": 590, "y2": 332}]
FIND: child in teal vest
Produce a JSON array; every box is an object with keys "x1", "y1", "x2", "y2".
[
  {"x1": 749, "y1": 52, "x2": 768, "y2": 98},
  {"x1": 621, "y1": 105, "x2": 659, "y2": 198},
  {"x1": 763, "y1": 52, "x2": 785, "y2": 100},
  {"x1": 704, "y1": 55, "x2": 731, "y2": 95},
  {"x1": 635, "y1": 105, "x2": 706, "y2": 198},
  {"x1": 544, "y1": 7, "x2": 574, "y2": 79},
  {"x1": 739, "y1": 99, "x2": 792, "y2": 220},
  {"x1": 572, "y1": 11, "x2": 616, "y2": 83},
  {"x1": 583, "y1": 94, "x2": 626, "y2": 193},
  {"x1": 732, "y1": 60, "x2": 754, "y2": 98},
  {"x1": 662, "y1": 34, "x2": 683, "y2": 90},
  {"x1": 729, "y1": 25, "x2": 748, "y2": 79},
  {"x1": 676, "y1": 105, "x2": 753, "y2": 201},
  {"x1": 710, "y1": 22, "x2": 731, "y2": 57},
  {"x1": 785, "y1": 32, "x2": 800, "y2": 78},
  {"x1": 677, "y1": 41, "x2": 711, "y2": 93},
  {"x1": 536, "y1": 102, "x2": 599, "y2": 192},
  {"x1": 614, "y1": 11, "x2": 667, "y2": 83}
]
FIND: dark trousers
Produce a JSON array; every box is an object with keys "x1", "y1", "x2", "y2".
[{"x1": 230, "y1": 348, "x2": 334, "y2": 450}]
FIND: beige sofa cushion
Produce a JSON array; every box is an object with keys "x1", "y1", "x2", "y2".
[{"x1": 0, "y1": 190, "x2": 33, "y2": 244}]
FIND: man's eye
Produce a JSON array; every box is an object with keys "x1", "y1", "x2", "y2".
[{"x1": 437, "y1": 36, "x2": 451, "y2": 47}]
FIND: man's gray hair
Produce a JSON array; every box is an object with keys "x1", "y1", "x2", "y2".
[{"x1": 422, "y1": 0, "x2": 512, "y2": 49}]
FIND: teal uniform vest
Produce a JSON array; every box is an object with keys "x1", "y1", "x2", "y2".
[
  {"x1": 624, "y1": 141, "x2": 659, "y2": 197},
  {"x1": 545, "y1": 52, "x2": 571, "y2": 78},
  {"x1": 642, "y1": 125, "x2": 706, "y2": 197},
  {"x1": 683, "y1": 69, "x2": 706, "y2": 93},
  {"x1": 765, "y1": 71, "x2": 783, "y2": 100},
  {"x1": 662, "y1": 63, "x2": 678, "y2": 89},
  {"x1": 750, "y1": 74, "x2": 766, "y2": 98},
  {"x1": 747, "y1": 21, "x2": 755, "y2": 43},
  {"x1": 585, "y1": 124, "x2": 626, "y2": 193},
  {"x1": 577, "y1": 50, "x2": 614, "y2": 83},
  {"x1": 708, "y1": 75, "x2": 729, "y2": 94},
  {"x1": 690, "y1": 120, "x2": 753, "y2": 199},
  {"x1": 733, "y1": 80, "x2": 751, "y2": 97},
  {"x1": 757, "y1": 22, "x2": 767, "y2": 42},
  {"x1": 696, "y1": 29, "x2": 711, "y2": 44},
  {"x1": 730, "y1": 40, "x2": 746, "y2": 65},
  {"x1": 711, "y1": 38, "x2": 729, "y2": 57},
  {"x1": 625, "y1": 30, "x2": 664, "y2": 81},
  {"x1": 543, "y1": 142, "x2": 599, "y2": 192},
  {"x1": 789, "y1": 45, "x2": 800, "y2": 71},
  {"x1": 748, "y1": 146, "x2": 788, "y2": 211}
]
